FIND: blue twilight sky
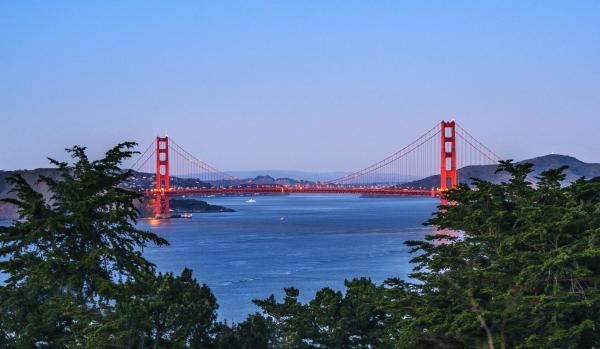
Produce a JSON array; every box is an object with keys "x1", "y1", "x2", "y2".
[{"x1": 1, "y1": 1, "x2": 599, "y2": 172}]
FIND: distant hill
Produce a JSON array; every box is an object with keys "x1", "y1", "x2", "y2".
[
  {"x1": 241, "y1": 175, "x2": 314, "y2": 186},
  {"x1": 123, "y1": 171, "x2": 213, "y2": 191},
  {"x1": 0, "y1": 168, "x2": 61, "y2": 219},
  {"x1": 227, "y1": 170, "x2": 349, "y2": 182},
  {"x1": 403, "y1": 154, "x2": 600, "y2": 189}
]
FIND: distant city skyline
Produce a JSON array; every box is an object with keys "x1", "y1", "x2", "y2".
[{"x1": 1, "y1": 1, "x2": 599, "y2": 171}]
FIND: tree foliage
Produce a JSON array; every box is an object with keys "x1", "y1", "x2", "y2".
[
  {"x1": 404, "y1": 161, "x2": 600, "y2": 348},
  {"x1": 0, "y1": 144, "x2": 218, "y2": 348}
]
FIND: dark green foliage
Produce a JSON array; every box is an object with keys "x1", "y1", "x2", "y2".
[
  {"x1": 212, "y1": 314, "x2": 279, "y2": 349},
  {"x1": 93, "y1": 268, "x2": 218, "y2": 348},
  {"x1": 0, "y1": 144, "x2": 218, "y2": 348},
  {"x1": 402, "y1": 161, "x2": 600, "y2": 348},
  {"x1": 253, "y1": 279, "x2": 389, "y2": 348}
]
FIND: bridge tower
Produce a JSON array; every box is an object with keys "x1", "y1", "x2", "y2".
[
  {"x1": 155, "y1": 136, "x2": 170, "y2": 218},
  {"x1": 156, "y1": 136, "x2": 170, "y2": 191},
  {"x1": 440, "y1": 120, "x2": 457, "y2": 191}
]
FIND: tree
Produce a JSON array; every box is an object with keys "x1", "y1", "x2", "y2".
[
  {"x1": 254, "y1": 278, "x2": 389, "y2": 348},
  {"x1": 212, "y1": 313, "x2": 279, "y2": 349},
  {"x1": 404, "y1": 161, "x2": 600, "y2": 348},
  {"x1": 97, "y1": 268, "x2": 218, "y2": 349},
  {"x1": 0, "y1": 143, "x2": 168, "y2": 347}
]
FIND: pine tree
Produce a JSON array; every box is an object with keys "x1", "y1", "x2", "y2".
[
  {"x1": 404, "y1": 161, "x2": 600, "y2": 348},
  {"x1": 0, "y1": 143, "x2": 168, "y2": 347}
]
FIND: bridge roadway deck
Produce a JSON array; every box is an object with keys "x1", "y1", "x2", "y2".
[{"x1": 143, "y1": 187, "x2": 438, "y2": 197}]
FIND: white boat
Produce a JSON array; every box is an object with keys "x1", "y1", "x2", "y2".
[
  {"x1": 246, "y1": 198, "x2": 256, "y2": 203},
  {"x1": 181, "y1": 213, "x2": 193, "y2": 219}
]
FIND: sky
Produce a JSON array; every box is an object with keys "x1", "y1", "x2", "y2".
[{"x1": 1, "y1": 1, "x2": 599, "y2": 172}]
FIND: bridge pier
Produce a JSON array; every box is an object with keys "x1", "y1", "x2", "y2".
[{"x1": 153, "y1": 193, "x2": 170, "y2": 219}]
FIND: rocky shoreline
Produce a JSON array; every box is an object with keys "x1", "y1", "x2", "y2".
[{"x1": 168, "y1": 198, "x2": 235, "y2": 213}]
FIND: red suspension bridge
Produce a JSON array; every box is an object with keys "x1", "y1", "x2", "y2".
[{"x1": 130, "y1": 120, "x2": 501, "y2": 218}]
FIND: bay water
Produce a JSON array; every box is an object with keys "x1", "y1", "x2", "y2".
[{"x1": 138, "y1": 194, "x2": 438, "y2": 322}]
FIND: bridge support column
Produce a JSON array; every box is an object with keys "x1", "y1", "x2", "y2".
[
  {"x1": 155, "y1": 136, "x2": 170, "y2": 218},
  {"x1": 154, "y1": 193, "x2": 170, "y2": 219},
  {"x1": 156, "y1": 136, "x2": 170, "y2": 191},
  {"x1": 440, "y1": 121, "x2": 457, "y2": 203}
]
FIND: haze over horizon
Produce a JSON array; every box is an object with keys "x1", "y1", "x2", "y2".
[{"x1": 1, "y1": 1, "x2": 599, "y2": 171}]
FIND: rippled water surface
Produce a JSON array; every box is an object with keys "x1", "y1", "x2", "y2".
[{"x1": 138, "y1": 194, "x2": 438, "y2": 322}]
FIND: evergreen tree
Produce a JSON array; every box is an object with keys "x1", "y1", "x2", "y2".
[
  {"x1": 212, "y1": 314, "x2": 279, "y2": 349},
  {"x1": 404, "y1": 161, "x2": 600, "y2": 348},
  {"x1": 97, "y1": 268, "x2": 218, "y2": 348},
  {"x1": 0, "y1": 143, "x2": 169, "y2": 347},
  {"x1": 254, "y1": 279, "x2": 389, "y2": 348}
]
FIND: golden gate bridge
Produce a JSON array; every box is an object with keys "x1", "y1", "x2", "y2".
[{"x1": 130, "y1": 120, "x2": 500, "y2": 218}]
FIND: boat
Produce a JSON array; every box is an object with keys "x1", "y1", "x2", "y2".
[{"x1": 246, "y1": 198, "x2": 256, "y2": 203}]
